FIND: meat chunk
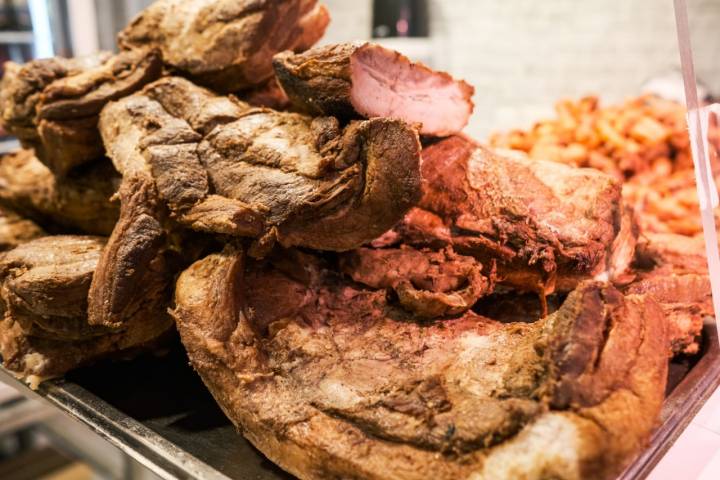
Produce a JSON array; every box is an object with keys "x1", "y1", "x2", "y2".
[
  {"x1": 119, "y1": 0, "x2": 329, "y2": 93},
  {"x1": 627, "y1": 232, "x2": 711, "y2": 354},
  {"x1": 274, "y1": 42, "x2": 474, "y2": 137},
  {"x1": 0, "y1": 49, "x2": 162, "y2": 175},
  {"x1": 0, "y1": 149, "x2": 120, "y2": 235},
  {"x1": 172, "y1": 246, "x2": 667, "y2": 480},
  {"x1": 91, "y1": 76, "x2": 420, "y2": 328},
  {"x1": 634, "y1": 232, "x2": 708, "y2": 275},
  {"x1": 0, "y1": 236, "x2": 111, "y2": 340},
  {"x1": 0, "y1": 207, "x2": 44, "y2": 251},
  {"x1": 0, "y1": 236, "x2": 173, "y2": 384},
  {"x1": 98, "y1": 76, "x2": 422, "y2": 252},
  {"x1": 395, "y1": 136, "x2": 634, "y2": 298},
  {"x1": 627, "y1": 273, "x2": 710, "y2": 355},
  {"x1": 87, "y1": 175, "x2": 200, "y2": 329},
  {"x1": 340, "y1": 246, "x2": 493, "y2": 318}
]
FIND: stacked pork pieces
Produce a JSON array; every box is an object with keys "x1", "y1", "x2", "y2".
[{"x1": 0, "y1": 1, "x2": 707, "y2": 479}]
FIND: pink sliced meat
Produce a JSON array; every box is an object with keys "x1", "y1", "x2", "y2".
[{"x1": 273, "y1": 42, "x2": 474, "y2": 137}]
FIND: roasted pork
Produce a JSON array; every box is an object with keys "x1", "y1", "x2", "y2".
[
  {"x1": 274, "y1": 42, "x2": 474, "y2": 136},
  {"x1": 119, "y1": 0, "x2": 329, "y2": 92},
  {"x1": 172, "y1": 245, "x2": 667, "y2": 480}
]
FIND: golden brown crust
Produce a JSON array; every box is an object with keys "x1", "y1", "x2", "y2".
[
  {"x1": 0, "y1": 235, "x2": 174, "y2": 381},
  {"x1": 0, "y1": 49, "x2": 162, "y2": 175},
  {"x1": 0, "y1": 149, "x2": 120, "y2": 236},
  {"x1": 173, "y1": 247, "x2": 667, "y2": 480},
  {"x1": 119, "y1": 0, "x2": 329, "y2": 93},
  {"x1": 393, "y1": 136, "x2": 631, "y2": 297},
  {"x1": 99, "y1": 77, "x2": 422, "y2": 253}
]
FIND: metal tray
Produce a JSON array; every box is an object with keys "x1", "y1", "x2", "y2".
[{"x1": 1, "y1": 322, "x2": 719, "y2": 480}]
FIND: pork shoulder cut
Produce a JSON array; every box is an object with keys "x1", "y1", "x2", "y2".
[
  {"x1": 273, "y1": 42, "x2": 474, "y2": 137},
  {"x1": 0, "y1": 150, "x2": 120, "y2": 235},
  {"x1": 118, "y1": 0, "x2": 330, "y2": 93},
  {"x1": 91, "y1": 76, "x2": 420, "y2": 328},
  {"x1": 98, "y1": 76, "x2": 422, "y2": 253},
  {"x1": 172, "y1": 245, "x2": 668, "y2": 480},
  {"x1": 0, "y1": 49, "x2": 162, "y2": 175}
]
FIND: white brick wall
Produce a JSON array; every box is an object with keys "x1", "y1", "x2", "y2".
[{"x1": 320, "y1": 0, "x2": 720, "y2": 138}]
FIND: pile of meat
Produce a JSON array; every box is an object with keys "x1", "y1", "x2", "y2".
[{"x1": 0, "y1": 1, "x2": 712, "y2": 479}]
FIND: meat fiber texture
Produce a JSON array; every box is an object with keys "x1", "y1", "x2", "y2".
[
  {"x1": 172, "y1": 245, "x2": 668, "y2": 480},
  {"x1": 92, "y1": 76, "x2": 421, "y2": 327},
  {"x1": 0, "y1": 49, "x2": 162, "y2": 176},
  {"x1": 0, "y1": 149, "x2": 120, "y2": 236},
  {"x1": 118, "y1": 0, "x2": 330, "y2": 93},
  {"x1": 273, "y1": 42, "x2": 474, "y2": 137},
  {"x1": 0, "y1": 235, "x2": 174, "y2": 385},
  {"x1": 98, "y1": 76, "x2": 421, "y2": 253},
  {"x1": 625, "y1": 232, "x2": 713, "y2": 355},
  {"x1": 380, "y1": 135, "x2": 635, "y2": 300}
]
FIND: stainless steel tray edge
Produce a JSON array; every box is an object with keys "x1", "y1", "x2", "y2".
[{"x1": 0, "y1": 367, "x2": 231, "y2": 480}]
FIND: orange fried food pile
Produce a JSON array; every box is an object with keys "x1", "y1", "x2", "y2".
[{"x1": 490, "y1": 95, "x2": 720, "y2": 236}]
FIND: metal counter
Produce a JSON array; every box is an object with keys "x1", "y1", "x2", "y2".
[{"x1": 0, "y1": 342, "x2": 289, "y2": 480}]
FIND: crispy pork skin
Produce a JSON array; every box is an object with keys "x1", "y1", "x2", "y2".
[
  {"x1": 0, "y1": 49, "x2": 162, "y2": 175},
  {"x1": 172, "y1": 246, "x2": 667, "y2": 480},
  {"x1": 0, "y1": 150, "x2": 119, "y2": 235},
  {"x1": 0, "y1": 235, "x2": 173, "y2": 383},
  {"x1": 393, "y1": 135, "x2": 634, "y2": 297},
  {"x1": 274, "y1": 42, "x2": 474, "y2": 137},
  {"x1": 98, "y1": 77, "x2": 422, "y2": 253},
  {"x1": 118, "y1": 0, "x2": 329, "y2": 93}
]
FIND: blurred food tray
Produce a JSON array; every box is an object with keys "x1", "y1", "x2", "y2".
[{"x1": 0, "y1": 323, "x2": 719, "y2": 480}]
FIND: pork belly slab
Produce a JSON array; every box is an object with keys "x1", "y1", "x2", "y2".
[
  {"x1": 119, "y1": 0, "x2": 329, "y2": 93},
  {"x1": 0, "y1": 49, "x2": 162, "y2": 175},
  {"x1": 274, "y1": 42, "x2": 474, "y2": 136},
  {"x1": 0, "y1": 236, "x2": 173, "y2": 384},
  {"x1": 385, "y1": 136, "x2": 636, "y2": 297},
  {"x1": 172, "y1": 245, "x2": 667, "y2": 480}
]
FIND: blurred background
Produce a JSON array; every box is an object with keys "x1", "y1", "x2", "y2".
[{"x1": 0, "y1": 1, "x2": 718, "y2": 479}]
